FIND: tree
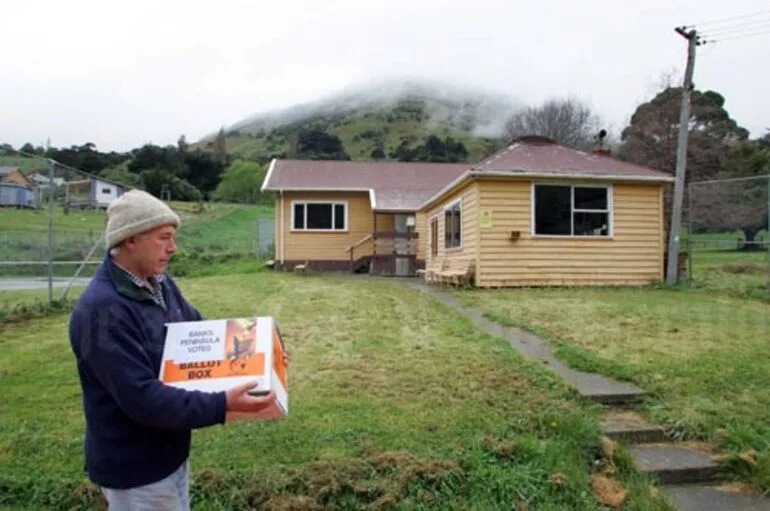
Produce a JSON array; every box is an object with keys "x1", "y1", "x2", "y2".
[
  {"x1": 214, "y1": 127, "x2": 227, "y2": 161},
  {"x1": 183, "y1": 149, "x2": 227, "y2": 197},
  {"x1": 617, "y1": 86, "x2": 751, "y2": 248},
  {"x1": 101, "y1": 166, "x2": 144, "y2": 189},
  {"x1": 618, "y1": 87, "x2": 749, "y2": 181},
  {"x1": 690, "y1": 139, "x2": 770, "y2": 250},
  {"x1": 295, "y1": 129, "x2": 350, "y2": 160},
  {"x1": 389, "y1": 135, "x2": 469, "y2": 162},
  {"x1": 139, "y1": 168, "x2": 201, "y2": 202},
  {"x1": 504, "y1": 96, "x2": 605, "y2": 150},
  {"x1": 212, "y1": 159, "x2": 271, "y2": 204}
]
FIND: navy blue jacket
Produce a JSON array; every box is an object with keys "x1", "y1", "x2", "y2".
[{"x1": 68, "y1": 255, "x2": 227, "y2": 489}]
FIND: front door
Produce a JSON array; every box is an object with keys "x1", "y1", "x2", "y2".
[{"x1": 394, "y1": 214, "x2": 411, "y2": 276}]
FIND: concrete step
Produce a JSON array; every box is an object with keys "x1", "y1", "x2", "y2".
[
  {"x1": 600, "y1": 411, "x2": 667, "y2": 444},
  {"x1": 665, "y1": 484, "x2": 770, "y2": 511},
  {"x1": 629, "y1": 443, "x2": 722, "y2": 485}
]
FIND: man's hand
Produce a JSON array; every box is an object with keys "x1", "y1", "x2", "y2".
[{"x1": 225, "y1": 381, "x2": 275, "y2": 413}]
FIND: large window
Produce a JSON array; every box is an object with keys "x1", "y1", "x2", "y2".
[
  {"x1": 533, "y1": 184, "x2": 611, "y2": 237},
  {"x1": 292, "y1": 201, "x2": 347, "y2": 231},
  {"x1": 444, "y1": 200, "x2": 462, "y2": 249}
]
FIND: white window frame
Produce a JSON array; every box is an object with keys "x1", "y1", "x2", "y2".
[
  {"x1": 290, "y1": 200, "x2": 348, "y2": 232},
  {"x1": 530, "y1": 183, "x2": 613, "y2": 238},
  {"x1": 443, "y1": 198, "x2": 463, "y2": 251}
]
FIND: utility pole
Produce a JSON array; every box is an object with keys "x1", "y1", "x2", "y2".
[{"x1": 666, "y1": 26, "x2": 700, "y2": 285}]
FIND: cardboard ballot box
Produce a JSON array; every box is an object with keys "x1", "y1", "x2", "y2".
[{"x1": 159, "y1": 316, "x2": 288, "y2": 420}]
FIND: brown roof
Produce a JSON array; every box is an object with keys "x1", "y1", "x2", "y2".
[
  {"x1": 261, "y1": 159, "x2": 470, "y2": 211},
  {"x1": 473, "y1": 136, "x2": 672, "y2": 180}
]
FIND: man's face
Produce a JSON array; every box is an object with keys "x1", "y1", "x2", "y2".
[{"x1": 125, "y1": 224, "x2": 177, "y2": 278}]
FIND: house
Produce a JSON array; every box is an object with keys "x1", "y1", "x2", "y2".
[
  {"x1": 0, "y1": 166, "x2": 34, "y2": 189},
  {"x1": 66, "y1": 175, "x2": 128, "y2": 209},
  {"x1": 27, "y1": 170, "x2": 66, "y2": 189},
  {"x1": 260, "y1": 135, "x2": 675, "y2": 287},
  {"x1": 0, "y1": 182, "x2": 40, "y2": 208}
]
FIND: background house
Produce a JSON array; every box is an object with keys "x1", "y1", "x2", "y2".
[
  {"x1": 0, "y1": 166, "x2": 34, "y2": 189},
  {"x1": 65, "y1": 174, "x2": 127, "y2": 209},
  {"x1": 27, "y1": 170, "x2": 66, "y2": 190}
]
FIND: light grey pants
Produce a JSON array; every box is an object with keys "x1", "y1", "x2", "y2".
[{"x1": 101, "y1": 460, "x2": 190, "y2": 511}]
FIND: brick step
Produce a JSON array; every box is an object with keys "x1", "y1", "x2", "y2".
[
  {"x1": 600, "y1": 411, "x2": 667, "y2": 444},
  {"x1": 629, "y1": 444, "x2": 722, "y2": 485},
  {"x1": 665, "y1": 484, "x2": 770, "y2": 511}
]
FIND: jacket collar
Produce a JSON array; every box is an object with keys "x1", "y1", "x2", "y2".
[{"x1": 101, "y1": 252, "x2": 165, "y2": 303}]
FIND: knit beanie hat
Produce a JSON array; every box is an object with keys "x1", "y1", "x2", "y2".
[{"x1": 105, "y1": 189, "x2": 181, "y2": 248}]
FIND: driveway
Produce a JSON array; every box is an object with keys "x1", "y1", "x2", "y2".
[{"x1": 0, "y1": 277, "x2": 91, "y2": 291}]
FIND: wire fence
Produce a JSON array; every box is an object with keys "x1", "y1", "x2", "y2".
[
  {"x1": 685, "y1": 175, "x2": 770, "y2": 301},
  {"x1": 1, "y1": 208, "x2": 275, "y2": 307}
]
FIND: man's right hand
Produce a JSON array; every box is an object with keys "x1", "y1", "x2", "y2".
[{"x1": 225, "y1": 381, "x2": 276, "y2": 413}]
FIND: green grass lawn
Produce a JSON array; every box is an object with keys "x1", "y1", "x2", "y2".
[
  {"x1": 687, "y1": 248, "x2": 769, "y2": 302},
  {"x1": 453, "y1": 281, "x2": 770, "y2": 492},
  {"x1": 0, "y1": 273, "x2": 672, "y2": 510}
]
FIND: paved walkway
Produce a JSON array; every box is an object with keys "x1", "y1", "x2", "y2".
[
  {"x1": 397, "y1": 278, "x2": 770, "y2": 511},
  {"x1": 403, "y1": 280, "x2": 646, "y2": 404}
]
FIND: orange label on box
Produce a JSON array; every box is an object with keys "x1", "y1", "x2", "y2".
[
  {"x1": 272, "y1": 329, "x2": 288, "y2": 389},
  {"x1": 162, "y1": 354, "x2": 266, "y2": 383}
]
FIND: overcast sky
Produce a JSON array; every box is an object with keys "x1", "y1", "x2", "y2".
[{"x1": 2, "y1": 0, "x2": 768, "y2": 152}]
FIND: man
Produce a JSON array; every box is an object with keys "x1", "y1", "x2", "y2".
[{"x1": 69, "y1": 189, "x2": 281, "y2": 510}]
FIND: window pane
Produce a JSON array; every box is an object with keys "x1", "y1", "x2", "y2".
[
  {"x1": 534, "y1": 185, "x2": 571, "y2": 235},
  {"x1": 574, "y1": 187, "x2": 607, "y2": 210},
  {"x1": 306, "y1": 204, "x2": 333, "y2": 229},
  {"x1": 293, "y1": 204, "x2": 304, "y2": 229},
  {"x1": 574, "y1": 212, "x2": 609, "y2": 236},
  {"x1": 334, "y1": 204, "x2": 345, "y2": 230},
  {"x1": 453, "y1": 207, "x2": 461, "y2": 247}
]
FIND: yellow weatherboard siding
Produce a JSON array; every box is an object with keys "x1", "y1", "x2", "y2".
[
  {"x1": 278, "y1": 191, "x2": 374, "y2": 261},
  {"x1": 276, "y1": 192, "x2": 424, "y2": 262},
  {"x1": 424, "y1": 182, "x2": 479, "y2": 273},
  {"x1": 476, "y1": 179, "x2": 664, "y2": 287}
]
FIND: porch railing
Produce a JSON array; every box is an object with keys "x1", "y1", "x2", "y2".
[{"x1": 344, "y1": 231, "x2": 419, "y2": 273}]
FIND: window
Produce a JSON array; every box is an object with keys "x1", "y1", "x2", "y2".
[
  {"x1": 102, "y1": 188, "x2": 111, "y2": 194},
  {"x1": 430, "y1": 216, "x2": 439, "y2": 257},
  {"x1": 533, "y1": 184, "x2": 611, "y2": 237},
  {"x1": 444, "y1": 200, "x2": 462, "y2": 249},
  {"x1": 292, "y1": 202, "x2": 347, "y2": 231}
]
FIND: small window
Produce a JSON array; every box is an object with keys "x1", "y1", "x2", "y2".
[
  {"x1": 292, "y1": 202, "x2": 347, "y2": 231},
  {"x1": 444, "y1": 200, "x2": 462, "y2": 249},
  {"x1": 102, "y1": 188, "x2": 111, "y2": 194},
  {"x1": 533, "y1": 184, "x2": 611, "y2": 237}
]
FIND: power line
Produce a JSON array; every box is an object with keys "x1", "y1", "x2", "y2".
[
  {"x1": 701, "y1": 19, "x2": 770, "y2": 36},
  {"x1": 706, "y1": 28, "x2": 770, "y2": 43},
  {"x1": 685, "y1": 8, "x2": 770, "y2": 28}
]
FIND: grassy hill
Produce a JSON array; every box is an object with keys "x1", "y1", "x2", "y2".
[
  {"x1": 0, "y1": 154, "x2": 49, "y2": 173},
  {"x1": 195, "y1": 81, "x2": 517, "y2": 163}
]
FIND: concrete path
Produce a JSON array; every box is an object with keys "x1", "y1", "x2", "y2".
[
  {"x1": 0, "y1": 277, "x2": 91, "y2": 291},
  {"x1": 400, "y1": 279, "x2": 770, "y2": 511},
  {"x1": 404, "y1": 280, "x2": 646, "y2": 404}
]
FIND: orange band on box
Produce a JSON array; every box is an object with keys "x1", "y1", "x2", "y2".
[{"x1": 162, "y1": 354, "x2": 266, "y2": 383}]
